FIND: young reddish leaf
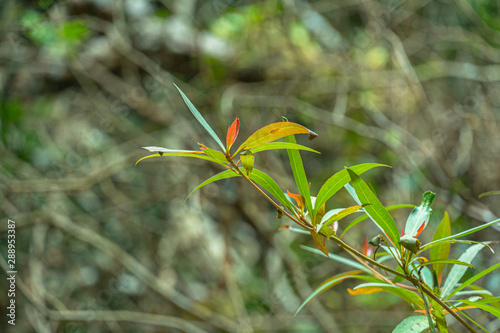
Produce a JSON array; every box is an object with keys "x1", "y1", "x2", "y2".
[
  {"x1": 363, "y1": 237, "x2": 369, "y2": 256},
  {"x1": 310, "y1": 230, "x2": 328, "y2": 256},
  {"x1": 415, "y1": 221, "x2": 426, "y2": 238},
  {"x1": 233, "y1": 122, "x2": 313, "y2": 155},
  {"x1": 287, "y1": 190, "x2": 305, "y2": 213},
  {"x1": 226, "y1": 117, "x2": 240, "y2": 152}
]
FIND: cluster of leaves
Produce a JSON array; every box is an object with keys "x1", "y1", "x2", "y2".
[{"x1": 138, "y1": 86, "x2": 500, "y2": 333}]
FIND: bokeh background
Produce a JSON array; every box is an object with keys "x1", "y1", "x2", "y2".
[{"x1": 1, "y1": 0, "x2": 500, "y2": 332}]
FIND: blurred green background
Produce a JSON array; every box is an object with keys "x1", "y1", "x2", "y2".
[{"x1": 1, "y1": 0, "x2": 500, "y2": 332}]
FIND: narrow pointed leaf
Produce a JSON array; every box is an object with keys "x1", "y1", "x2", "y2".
[
  {"x1": 423, "y1": 218, "x2": 500, "y2": 249},
  {"x1": 226, "y1": 117, "x2": 240, "y2": 152},
  {"x1": 316, "y1": 205, "x2": 362, "y2": 232},
  {"x1": 300, "y1": 245, "x2": 372, "y2": 273},
  {"x1": 310, "y1": 230, "x2": 328, "y2": 256},
  {"x1": 442, "y1": 243, "x2": 486, "y2": 299},
  {"x1": 313, "y1": 163, "x2": 390, "y2": 219},
  {"x1": 346, "y1": 168, "x2": 400, "y2": 246},
  {"x1": 413, "y1": 259, "x2": 475, "y2": 272},
  {"x1": 478, "y1": 190, "x2": 500, "y2": 199},
  {"x1": 458, "y1": 300, "x2": 500, "y2": 319},
  {"x1": 340, "y1": 204, "x2": 415, "y2": 238},
  {"x1": 348, "y1": 283, "x2": 424, "y2": 309},
  {"x1": 446, "y1": 262, "x2": 500, "y2": 300},
  {"x1": 285, "y1": 127, "x2": 313, "y2": 222},
  {"x1": 295, "y1": 272, "x2": 379, "y2": 315},
  {"x1": 234, "y1": 122, "x2": 312, "y2": 155},
  {"x1": 200, "y1": 146, "x2": 229, "y2": 166},
  {"x1": 430, "y1": 298, "x2": 447, "y2": 332},
  {"x1": 186, "y1": 170, "x2": 240, "y2": 199},
  {"x1": 174, "y1": 83, "x2": 226, "y2": 151},
  {"x1": 240, "y1": 150, "x2": 254, "y2": 175},
  {"x1": 136, "y1": 151, "x2": 220, "y2": 166},
  {"x1": 248, "y1": 169, "x2": 292, "y2": 211},
  {"x1": 404, "y1": 191, "x2": 435, "y2": 238},
  {"x1": 287, "y1": 190, "x2": 305, "y2": 212},
  {"x1": 430, "y1": 212, "x2": 451, "y2": 281},
  {"x1": 393, "y1": 316, "x2": 430, "y2": 333},
  {"x1": 249, "y1": 142, "x2": 320, "y2": 154}
]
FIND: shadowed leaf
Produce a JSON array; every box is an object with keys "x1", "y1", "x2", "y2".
[
  {"x1": 446, "y1": 262, "x2": 500, "y2": 300},
  {"x1": 310, "y1": 230, "x2": 328, "y2": 256},
  {"x1": 240, "y1": 150, "x2": 254, "y2": 175}
]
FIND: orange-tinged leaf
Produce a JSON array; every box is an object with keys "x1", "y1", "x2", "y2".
[
  {"x1": 234, "y1": 122, "x2": 311, "y2": 155},
  {"x1": 414, "y1": 306, "x2": 478, "y2": 314},
  {"x1": 348, "y1": 287, "x2": 383, "y2": 295},
  {"x1": 287, "y1": 190, "x2": 305, "y2": 213},
  {"x1": 226, "y1": 117, "x2": 240, "y2": 151},
  {"x1": 363, "y1": 237, "x2": 369, "y2": 256},
  {"x1": 415, "y1": 221, "x2": 426, "y2": 238},
  {"x1": 310, "y1": 230, "x2": 328, "y2": 256}
]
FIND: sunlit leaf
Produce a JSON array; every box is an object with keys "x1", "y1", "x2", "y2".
[
  {"x1": 240, "y1": 150, "x2": 254, "y2": 175},
  {"x1": 340, "y1": 204, "x2": 415, "y2": 238},
  {"x1": 348, "y1": 283, "x2": 424, "y2": 309},
  {"x1": 186, "y1": 170, "x2": 240, "y2": 199},
  {"x1": 284, "y1": 120, "x2": 314, "y2": 222},
  {"x1": 446, "y1": 262, "x2": 500, "y2": 300},
  {"x1": 226, "y1": 117, "x2": 240, "y2": 152},
  {"x1": 310, "y1": 230, "x2": 328, "y2": 256},
  {"x1": 234, "y1": 122, "x2": 313, "y2": 155},
  {"x1": 248, "y1": 169, "x2": 293, "y2": 211},
  {"x1": 346, "y1": 168, "x2": 400, "y2": 247},
  {"x1": 404, "y1": 191, "x2": 435, "y2": 238},
  {"x1": 316, "y1": 205, "x2": 362, "y2": 232},
  {"x1": 393, "y1": 316, "x2": 430, "y2": 333},
  {"x1": 313, "y1": 163, "x2": 390, "y2": 219},
  {"x1": 249, "y1": 142, "x2": 320, "y2": 154},
  {"x1": 174, "y1": 83, "x2": 226, "y2": 151},
  {"x1": 442, "y1": 243, "x2": 486, "y2": 299},
  {"x1": 200, "y1": 145, "x2": 229, "y2": 166},
  {"x1": 430, "y1": 212, "x2": 451, "y2": 282},
  {"x1": 136, "y1": 150, "x2": 220, "y2": 166},
  {"x1": 422, "y1": 218, "x2": 500, "y2": 250}
]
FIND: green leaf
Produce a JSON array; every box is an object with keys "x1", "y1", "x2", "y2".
[
  {"x1": 240, "y1": 150, "x2": 254, "y2": 175},
  {"x1": 458, "y1": 300, "x2": 500, "y2": 319},
  {"x1": 234, "y1": 122, "x2": 312, "y2": 155},
  {"x1": 404, "y1": 191, "x2": 435, "y2": 238},
  {"x1": 413, "y1": 259, "x2": 475, "y2": 273},
  {"x1": 393, "y1": 316, "x2": 430, "y2": 333},
  {"x1": 430, "y1": 298, "x2": 447, "y2": 333},
  {"x1": 200, "y1": 146, "x2": 229, "y2": 166},
  {"x1": 285, "y1": 126, "x2": 313, "y2": 222},
  {"x1": 400, "y1": 235, "x2": 422, "y2": 254},
  {"x1": 173, "y1": 83, "x2": 226, "y2": 152},
  {"x1": 442, "y1": 243, "x2": 486, "y2": 299},
  {"x1": 478, "y1": 190, "x2": 500, "y2": 199},
  {"x1": 430, "y1": 212, "x2": 451, "y2": 282},
  {"x1": 422, "y1": 218, "x2": 500, "y2": 250},
  {"x1": 295, "y1": 272, "x2": 379, "y2": 315},
  {"x1": 346, "y1": 168, "x2": 400, "y2": 246},
  {"x1": 248, "y1": 169, "x2": 292, "y2": 211},
  {"x1": 313, "y1": 163, "x2": 390, "y2": 219},
  {"x1": 340, "y1": 204, "x2": 415, "y2": 238},
  {"x1": 348, "y1": 283, "x2": 424, "y2": 309},
  {"x1": 446, "y1": 262, "x2": 500, "y2": 300},
  {"x1": 316, "y1": 205, "x2": 362, "y2": 232},
  {"x1": 136, "y1": 150, "x2": 222, "y2": 166},
  {"x1": 300, "y1": 245, "x2": 371, "y2": 273},
  {"x1": 186, "y1": 170, "x2": 240, "y2": 199},
  {"x1": 310, "y1": 230, "x2": 328, "y2": 256},
  {"x1": 249, "y1": 142, "x2": 320, "y2": 154}
]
